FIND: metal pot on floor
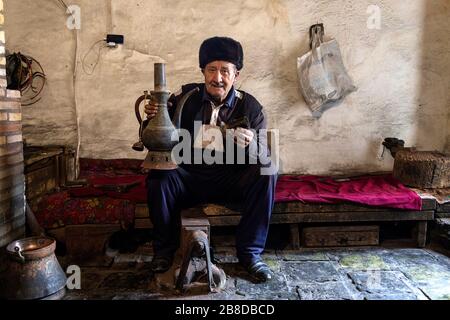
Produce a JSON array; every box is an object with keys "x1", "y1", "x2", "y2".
[{"x1": 0, "y1": 237, "x2": 67, "y2": 300}]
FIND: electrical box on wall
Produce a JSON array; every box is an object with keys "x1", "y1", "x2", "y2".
[{"x1": 106, "y1": 34, "x2": 124, "y2": 47}]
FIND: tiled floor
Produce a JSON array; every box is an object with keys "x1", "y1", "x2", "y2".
[{"x1": 63, "y1": 243, "x2": 450, "y2": 300}]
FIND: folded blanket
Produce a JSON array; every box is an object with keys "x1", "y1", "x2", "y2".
[
  {"x1": 35, "y1": 191, "x2": 135, "y2": 229},
  {"x1": 275, "y1": 174, "x2": 422, "y2": 210}
]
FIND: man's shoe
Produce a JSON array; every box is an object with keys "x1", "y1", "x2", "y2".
[
  {"x1": 150, "y1": 256, "x2": 173, "y2": 273},
  {"x1": 247, "y1": 261, "x2": 274, "y2": 283}
]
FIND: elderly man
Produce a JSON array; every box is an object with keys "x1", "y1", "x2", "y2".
[{"x1": 144, "y1": 36, "x2": 277, "y2": 282}]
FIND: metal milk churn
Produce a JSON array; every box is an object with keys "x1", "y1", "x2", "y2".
[{"x1": 0, "y1": 237, "x2": 67, "y2": 300}]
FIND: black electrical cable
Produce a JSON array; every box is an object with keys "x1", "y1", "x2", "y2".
[
  {"x1": 57, "y1": 0, "x2": 69, "y2": 10},
  {"x1": 13, "y1": 54, "x2": 47, "y2": 106},
  {"x1": 81, "y1": 39, "x2": 106, "y2": 75},
  {"x1": 56, "y1": 0, "x2": 76, "y2": 21}
]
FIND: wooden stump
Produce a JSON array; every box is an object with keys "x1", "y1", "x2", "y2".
[{"x1": 393, "y1": 150, "x2": 450, "y2": 188}]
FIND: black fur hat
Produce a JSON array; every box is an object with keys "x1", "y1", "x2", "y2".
[{"x1": 199, "y1": 37, "x2": 244, "y2": 71}]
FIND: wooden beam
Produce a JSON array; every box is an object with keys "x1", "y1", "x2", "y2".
[{"x1": 206, "y1": 210, "x2": 435, "y2": 227}]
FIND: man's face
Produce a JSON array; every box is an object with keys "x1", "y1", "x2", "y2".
[{"x1": 203, "y1": 61, "x2": 240, "y2": 104}]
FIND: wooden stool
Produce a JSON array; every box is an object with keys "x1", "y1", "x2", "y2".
[{"x1": 176, "y1": 208, "x2": 226, "y2": 292}]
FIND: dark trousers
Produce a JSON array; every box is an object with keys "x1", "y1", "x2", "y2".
[{"x1": 146, "y1": 165, "x2": 277, "y2": 266}]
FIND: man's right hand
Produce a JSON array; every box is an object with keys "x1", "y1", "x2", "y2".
[
  {"x1": 144, "y1": 101, "x2": 173, "y2": 120},
  {"x1": 144, "y1": 101, "x2": 159, "y2": 120}
]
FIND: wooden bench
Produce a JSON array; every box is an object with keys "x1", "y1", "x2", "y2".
[{"x1": 134, "y1": 196, "x2": 436, "y2": 248}]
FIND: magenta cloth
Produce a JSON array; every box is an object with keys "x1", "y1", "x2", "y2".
[{"x1": 275, "y1": 174, "x2": 422, "y2": 210}]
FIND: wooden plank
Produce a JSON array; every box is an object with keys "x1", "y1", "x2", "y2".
[
  {"x1": 180, "y1": 209, "x2": 210, "y2": 226},
  {"x1": 25, "y1": 156, "x2": 57, "y2": 174},
  {"x1": 135, "y1": 204, "x2": 149, "y2": 218},
  {"x1": 134, "y1": 218, "x2": 153, "y2": 229},
  {"x1": 26, "y1": 164, "x2": 57, "y2": 184},
  {"x1": 204, "y1": 204, "x2": 241, "y2": 216},
  {"x1": 437, "y1": 202, "x2": 450, "y2": 214},
  {"x1": 301, "y1": 225, "x2": 379, "y2": 247},
  {"x1": 24, "y1": 148, "x2": 63, "y2": 167},
  {"x1": 188, "y1": 199, "x2": 436, "y2": 217},
  {"x1": 26, "y1": 177, "x2": 57, "y2": 199},
  {"x1": 274, "y1": 199, "x2": 436, "y2": 213},
  {"x1": 25, "y1": 160, "x2": 59, "y2": 200},
  {"x1": 416, "y1": 221, "x2": 428, "y2": 248},
  {"x1": 289, "y1": 224, "x2": 300, "y2": 250},
  {"x1": 436, "y1": 211, "x2": 450, "y2": 219},
  {"x1": 206, "y1": 210, "x2": 435, "y2": 227},
  {"x1": 135, "y1": 201, "x2": 437, "y2": 224},
  {"x1": 422, "y1": 198, "x2": 437, "y2": 210},
  {"x1": 180, "y1": 209, "x2": 211, "y2": 254},
  {"x1": 271, "y1": 211, "x2": 434, "y2": 223}
]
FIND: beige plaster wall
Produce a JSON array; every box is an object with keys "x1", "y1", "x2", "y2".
[{"x1": 4, "y1": 0, "x2": 450, "y2": 174}]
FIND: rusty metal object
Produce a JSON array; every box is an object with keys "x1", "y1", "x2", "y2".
[
  {"x1": 132, "y1": 63, "x2": 199, "y2": 170},
  {"x1": 382, "y1": 137, "x2": 405, "y2": 158},
  {"x1": 175, "y1": 230, "x2": 226, "y2": 293},
  {"x1": 175, "y1": 212, "x2": 226, "y2": 293},
  {"x1": 0, "y1": 237, "x2": 67, "y2": 300}
]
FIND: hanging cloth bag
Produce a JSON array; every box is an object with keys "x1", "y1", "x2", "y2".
[{"x1": 297, "y1": 24, "x2": 357, "y2": 117}]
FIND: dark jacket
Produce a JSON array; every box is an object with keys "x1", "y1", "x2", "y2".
[{"x1": 168, "y1": 83, "x2": 270, "y2": 169}]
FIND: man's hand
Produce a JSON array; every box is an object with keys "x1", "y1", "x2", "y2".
[
  {"x1": 231, "y1": 127, "x2": 254, "y2": 148},
  {"x1": 144, "y1": 101, "x2": 173, "y2": 120}
]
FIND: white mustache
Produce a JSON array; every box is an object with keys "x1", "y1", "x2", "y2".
[{"x1": 209, "y1": 83, "x2": 224, "y2": 88}]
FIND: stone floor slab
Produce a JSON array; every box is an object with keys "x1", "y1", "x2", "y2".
[
  {"x1": 348, "y1": 271, "x2": 427, "y2": 300},
  {"x1": 99, "y1": 271, "x2": 151, "y2": 290},
  {"x1": 282, "y1": 261, "x2": 341, "y2": 283},
  {"x1": 424, "y1": 249, "x2": 450, "y2": 268},
  {"x1": 296, "y1": 281, "x2": 362, "y2": 300},
  {"x1": 418, "y1": 285, "x2": 450, "y2": 300},
  {"x1": 404, "y1": 265, "x2": 450, "y2": 283},
  {"x1": 382, "y1": 248, "x2": 440, "y2": 267},
  {"x1": 234, "y1": 270, "x2": 294, "y2": 300},
  {"x1": 332, "y1": 252, "x2": 390, "y2": 271},
  {"x1": 277, "y1": 250, "x2": 329, "y2": 262},
  {"x1": 80, "y1": 271, "x2": 108, "y2": 291}
]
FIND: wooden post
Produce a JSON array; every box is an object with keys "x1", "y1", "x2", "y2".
[
  {"x1": 416, "y1": 221, "x2": 428, "y2": 248},
  {"x1": 289, "y1": 224, "x2": 300, "y2": 249}
]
